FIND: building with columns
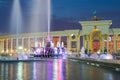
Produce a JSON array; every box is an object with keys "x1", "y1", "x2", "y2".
[{"x1": 0, "y1": 17, "x2": 120, "y2": 55}]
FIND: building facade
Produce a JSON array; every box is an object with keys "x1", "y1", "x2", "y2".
[{"x1": 0, "y1": 18, "x2": 120, "y2": 55}]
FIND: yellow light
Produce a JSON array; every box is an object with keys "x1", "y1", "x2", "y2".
[
  {"x1": 24, "y1": 48, "x2": 27, "y2": 51},
  {"x1": 9, "y1": 53, "x2": 12, "y2": 56}
]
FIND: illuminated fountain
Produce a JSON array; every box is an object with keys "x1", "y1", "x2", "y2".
[
  {"x1": 10, "y1": 0, "x2": 65, "y2": 58},
  {"x1": 31, "y1": 0, "x2": 65, "y2": 57},
  {"x1": 99, "y1": 53, "x2": 113, "y2": 60},
  {"x1": 10, "y1": 0, "x2": 26, "y2": 59},
  {"x1": 80, "y1": 47, "x2": 88, "y2": 58},
  {"x1": 11, "y1": 0, "x2": 23, "y2": 52}
]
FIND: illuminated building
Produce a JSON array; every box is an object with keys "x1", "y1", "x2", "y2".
[{"x1": 0, "y1": 17, "x2": 120, "y2": 55}]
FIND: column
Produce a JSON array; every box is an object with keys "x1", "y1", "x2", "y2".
[
  {"x1": 114, "y1": 34, "x2": 117, "y2": 53},
  {"x1": 59, "y1": 36, "x2": 61, "y2": 42},
  {"x1": 83, "y1": 35, "x2": 85, "y2": 48},
  {"x1": 28, "y1": 37, "x2": 30, "y2": 53},
  {"x1": 34, "y1": 36, "x2": 38, "y2": 47},
  {"x1": 102, "y1": 35, "x2": 104, "y2": 53},
  {"x1": 77, "y1": 35, "x2": 80, "y2": 53},
  {"x1": 22, "y1": 37, "x2": 24, "y2": 53},
  {"x1": 42, "y1": 37, "x2": 45, "y2": 47},
  {"x1": 107, "y1": 34, "x2": 109, "y2": 52},
  {"x1": 84, "y1": 35, "x2": 86, "y2": 49},
  {"x1": 6, "y1": 39, "x2": 8, "y2": 53},
  {"x1": 11, "y1": 38, "x2": 13, "y2": 53},
  {"x1": 16, "y1": 38, "x2": 18, "y2": 53},
  {"x1": 87, "y1": 35, "x2": 90, "y2": 54},
  {"x1": 2, "y1": 40, "x2": 4, "y2": 53},
  {"x1": 67, "y1": 36, "x2": 70, "y2": 52}
]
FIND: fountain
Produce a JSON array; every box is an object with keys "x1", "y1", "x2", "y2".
[
  {"x1": 10, "y1": 0, "x2": 24, "y2": 59},
  {"x1": 99, "y1": 53, "x2": 113, "y2": 59},
  {"x1": 29, "y1": 0, "x2": 49, "y2": 32},
  {"x1": 80, "y1": 47, "x2": 88, "y2": 58},
  {"x1": 10, "y1": 0, "x2": 66, "y2": 58},
  {"x1": 11, "y1": 0, "x2": 22, "y2": 51},
  {"x1": 10, "y1": 0, "x2": 23, "y2": 34},
  {"x1": 30, "y1": 0, "x2": 57, "y2": 57}
]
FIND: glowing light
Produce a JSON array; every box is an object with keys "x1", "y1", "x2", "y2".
[
  {"x1": 96, "y1": 64, "x2": 100, "y2": 67},
  {"x1": 53, "y1": 59, "x2": 64, "y2": 80},
  {"x1": 91, "y1": 63, "x2": 95, "y2": 66},
  {"x1": 115, "y1": 68, "x2": 120, "y2": 71},
  {"x1": 6, "y1": 49, "x2": 9, "y2": 53},
  {"x1": 11, "y1": 49, "x2": 13, "y2": 53},
  {"x1": 100, "y1": 53, "x2": 113, "y2": 60},
  {"x1": 9, "y1": 54, "x2": 12, "y2": 56},
  {"x1": 18, "y1": 46, "x2": 23, "y2": 49},
  {"x1": 70, "y1": 34, "x2": 74, "y2": 36},
  {"x1": 87, "y1": 62, "x2": 89, "y2": 64},
  {"x1": 24, "y1": 48, "x2": 27, "y2": 51},
  {"x1": 2, "y1": 50, "x2": 4, "y2": 53}
]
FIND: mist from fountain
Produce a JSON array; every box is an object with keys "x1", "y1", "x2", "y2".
[
  {"x1": 80, "y1": 47, "x2": 88, "y2": 58},
  {"x1": 10, "y1": 0, "x2": 23, "y2": 55},
  {"x1": 10, "y1": 0, "x2": 23, "y2": 34},
  {"x1": 29, "y1": 0, "x2": 49, "y2": 33},
  {"x1": 10, "y1": 0, "x2": 66, "y2": 58},
  {"x1": 99, "y1": 53, "x2": 113, "y2": 59}
]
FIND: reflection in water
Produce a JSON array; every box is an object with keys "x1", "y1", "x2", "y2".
[
  {"x1": 53, "y1": 59, "x2": 58, "y2": 80},
  {"x1": 24, "y1": 63, "x2": 27, "y2": 80},
  {"x1": 10, "y1": 64, "x2": 13, "y2": 80},
  {"x1": 53, "y1": 59, "x2": 64, "y2": 80},
  {"x1": 0, "y1": 59, "x2": 120, "y2": 80},
  {"x1": 1, "y1": 64, "x2": 4, "y2": 80},
  {"x1": 17, "y1": 62, "x2": 23, "y2": 80},
  {"x1": 47, "y1": 60, "x2": 53, "y2": 80},
  {"x1": 33, "y1": 62, "x2": 37, "y2": 80},
  {"x1": 104, "y1": 73, "x2": 113, "y2": 80}
]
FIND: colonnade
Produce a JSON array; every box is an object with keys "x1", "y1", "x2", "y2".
[
  {"x1": 0, "y1": 35, "x2": 70, "y2": 54},
  {"x1": 0, "y1": 28, "x2": 119, "y2": 55},
  {"x1": 83, "y1": 34, "x2": 117, "y2": 54},
  {"x1": 0, "y1": 37, "x2": 44, "y2": 54}
]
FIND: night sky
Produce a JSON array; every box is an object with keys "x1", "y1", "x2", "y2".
[{"x1": 0, "y1": 0, "x2": 120, "y2": 34}]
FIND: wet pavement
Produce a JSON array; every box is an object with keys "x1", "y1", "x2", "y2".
[{"x1": 0, "y1": 59, "x2": 120, "y2": 80}]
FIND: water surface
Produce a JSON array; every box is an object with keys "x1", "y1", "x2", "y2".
[{"x1": 0, "y1": 59, "x2": 119, "y2": 80}]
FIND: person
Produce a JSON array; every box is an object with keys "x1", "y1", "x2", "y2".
[{"x1": 17, "y1": 57, "x2": 19, "y2": 60}]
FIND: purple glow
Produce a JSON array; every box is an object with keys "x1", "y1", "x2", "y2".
[
  {"x1": 46, "y1": 33, "x2": 51, "y2": 42},
  {"x1": 53, "y1": 59, "x2": 64, "y2": 80},
  {"x1": 47, "y1": 61, "x2": 53, "y2": 80},
  {"x1": 89, "y1": 54, "x2": 99, "y2": 59},
  {"x1": 100, "y1": 53, "x2": 113, "y2": 59}
]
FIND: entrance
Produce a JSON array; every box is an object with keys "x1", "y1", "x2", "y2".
[
  {"x1": 92, "y1": 40, "x2": 100, "y2": 51},
  {"x1": 90, "y1": 27, "x2": 101, "y2": 52}
]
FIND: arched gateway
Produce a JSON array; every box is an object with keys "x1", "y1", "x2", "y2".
[
  {"x1": 90, "y1": 26, "x2": 101, "y2": 52},
  {"x1": 80, "y1": 16, "x2": 120, "y2": 54}
]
